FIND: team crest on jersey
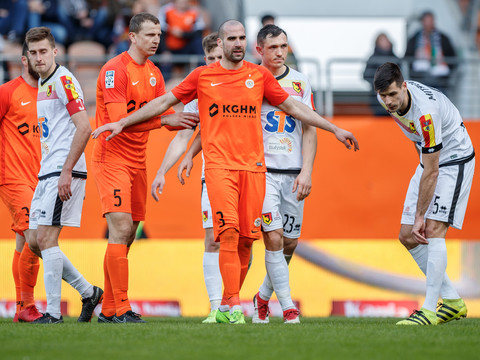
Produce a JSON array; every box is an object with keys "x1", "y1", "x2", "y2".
[
  {"x1": 46, "y1": 85, "x2": 53, "y2": 97},
  {"x1": 408, "y1": 122, "x2": 417, "y2": 134},
  {"x1": 105, "y1": 70, "x2": 115, "y2": 88},
  {"x1": 262, "y1": 213, "x2": 273, "y2": 225},
  {"x1": 150, "y1": 77, "x2": 156, "y2": 86},
  {"x1": 254, "y1": 217, "x2": 261, "y2": 227},
  {"x1": 245, "y1": 79, "x2": 254, "y2": 88},
  {"x1": 203, "y1": 211, "x2": 209, "y2": 222},
  {"x1": 292, "y1": 81, "x2": 302, "y2": 94}
]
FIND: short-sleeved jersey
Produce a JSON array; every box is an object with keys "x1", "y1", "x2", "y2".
[
  {"x1": 93, "y1": 51, "x2": 173, "y2": 169},
  {"x1": 0, "y1": 76, "x2": 40, "y2": 185},
  {"x1": 261, "y1": 66, "x2": 315, "y2": 171},
  {"x1": 37, "y1": 65, "x2": 87, "y2": 178},
  {"x1": 172, "y1": 61, "x2": 289, "y2": 172},
  {"x1": 378, "y1": 81, "x2": 474, "y2": 165}
]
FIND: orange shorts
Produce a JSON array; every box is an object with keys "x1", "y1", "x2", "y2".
[
  {"x1": 91, "y1": 161, "x2": 147, "y2": 221},
  {"x1": 0, "y1": 182, "x2": 36, "y2": 235},
  {"x1": 205, "y1": 169, "x2": 265, "y2": 241}
]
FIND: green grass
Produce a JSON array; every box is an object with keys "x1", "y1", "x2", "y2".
[{"x1": 1, "y1": 317, "x2": 479, "y2": 360}]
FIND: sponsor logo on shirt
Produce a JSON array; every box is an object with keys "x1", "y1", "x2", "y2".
[{"x1": 105, "y1": 70, "x2": 115, "y2": 89}]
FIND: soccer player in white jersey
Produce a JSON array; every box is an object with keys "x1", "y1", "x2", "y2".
[
  {"x1": 151, "y1": 32, "x2": 223, "y2": 323},
  {"x1": 25, "y1": 27, "x2": 103, "y2": 324},
  {"x1": 251, "y1": 24, "x2": 317, "y2": 324},
  {"x1": 374, "y1": 62, "x2": 475, "y2": 325}
]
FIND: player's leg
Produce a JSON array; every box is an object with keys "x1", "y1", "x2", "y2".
[
  {"x1": 18, "y1": 229, "x2": 42, "y2": 322},
  {"x1": 205, "y1": 169, "x2": 241, "y2": 323},
  {"x1": 236, "y1": 170, "x2": 265, "y2": 324},
  {"x1": 12, "y1": 233, "x2": 24, "y2": 321},
  {"x1": 201, "y1": 181, "x2": 222, "y2": 323}
]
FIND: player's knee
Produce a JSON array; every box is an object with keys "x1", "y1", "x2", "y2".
[
  {"x1": 398, "y1": 232, "x2": 415, "y2": 249},
  {"x1": 283, "y1": 237, "x2": 298, "y2": 255}
]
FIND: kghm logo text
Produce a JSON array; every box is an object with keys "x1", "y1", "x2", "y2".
[{"x1": 209, "y1": 103, "x2": 257, "y2": 118}]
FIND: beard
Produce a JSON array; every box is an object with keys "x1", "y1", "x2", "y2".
[{"x1": 27, "y1": 61, "x2": 40, "y2": 80}]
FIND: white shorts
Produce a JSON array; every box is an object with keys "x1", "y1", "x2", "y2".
[
  {"x1": 29, "y1": 176, "x2": 86, "y2": 229},
  {"x1": 261, "y1": 172, "x2": 304, "y2": 238},
  {"x1": 401, "y1": 157, "x2": 475, "y2": 230},
  {"x1": 201, "y1": 180, "x2": 213, "y2": 229}
]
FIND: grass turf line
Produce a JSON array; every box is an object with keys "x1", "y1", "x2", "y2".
[{"x1": 0, "y1": 317, "x2": 479, "y2": 360}]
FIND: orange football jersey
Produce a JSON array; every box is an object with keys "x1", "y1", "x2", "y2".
[
  {"x1": 0, "y1": 76, "x2": 40, "y2": 185},
  {"x1": 172, "y1": 61, "x2": 289, "y2": 172},
  {"x1": 93, "y1": 52, "x2": 174, "y2": 168}
]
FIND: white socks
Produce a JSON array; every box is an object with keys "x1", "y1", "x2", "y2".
[
  {"x1": 62, "y1": 253, "x2": 93, "y2": 299},
  {"x1": 261, "y1": 249, "x2": 294, "y2": 311},
  {"x1": 422, "y1": 238, "x2": 448, "y2": 312},
  {"x1": 42, "y1": 246, "x2": 94, "y2": 318},
  {"x1": 203, "y1": 252, "x2": 222, "y2": 311},
  {"x1": 409, "y1": 242, "x2": 459, "y2": 300},
  {"x1": 42, "y1": 247, "x2": 63, "y2": 319}
]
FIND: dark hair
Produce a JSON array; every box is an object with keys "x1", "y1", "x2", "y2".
[
  {"x1": 261, "y1": 14, "x2": 275, "y2": 25},
  {"x1": 218, "y1": 19, "x2": 243, "y2": 40},
  {"x1": 129, "y1": 12, "x2": 160, "y2": 33},
  {"x1": 420, "y1": 10, "x2": 434, "y2": 21},
  {"x1": 202, "y1": 32, "x2": 218, "y2": 53},
  {"x1": 22, "y1": 42, "x2": 28, "y2": 57},
  {"x1": 373, "y1": 62, "x2": 404, "y2": 92},
  {"x1": 257, "y1": 24, "x2": 288, "y2": 47},
  {"x1": 25, "y1": 27, "x2": 55, "y2": 49}
]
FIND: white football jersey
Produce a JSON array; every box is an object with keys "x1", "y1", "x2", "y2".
[
  {"x1": 184, "y1": 99, "x2": 205, "y2": 179},
  {"x1": 261, "y1": 66, "x2": 314, "y2": 171},
  {"x1": 37, "y1": 65, "x2": 87, "y2": 178},
  {"x1": 378, "y1": 81, "x2": 474, "y2": 165}
]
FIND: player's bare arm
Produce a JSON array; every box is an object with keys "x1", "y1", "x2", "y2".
[
  {"x1": 277, "y1": 96, "x2": 360, "y2": 151},
  {"x1": 293, "y1": 123, "x2": 317, "y2": 201},
  {"x1": 91, "y1": 92, "x2": 197, "y2": 140},
  {"x1": 151, "y1": 128, "x2": 195, "y2": 201},
  {"x1": 412, "y1": 150, "x2": 440, "y2": 244},
  {"x1": 177, "y1": 130, "x2": 202, "y2": 185},
  {"x1": 58, "y1": 110, "x2": 91, "y2": 202}
]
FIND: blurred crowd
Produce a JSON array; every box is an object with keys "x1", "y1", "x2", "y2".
[{"x1": 0, "y1": 0, "x2": 211, "y2": 81}]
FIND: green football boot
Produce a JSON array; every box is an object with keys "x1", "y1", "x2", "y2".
[
  {"x1": 229, "y1": 309, "x2": 245, "y2": 324},
  {"x1": 396, "y1": 308, "x2": 437, "y2": 325},
  {"x1": 215, "y1": 309, "x2": 230, "y2": 323},
  {"x1": 202, "y1": 309, "x2": 218, "y2": 324},
  {"x1": 436, "y1": 299, "x2": 467, "y2": 324}
]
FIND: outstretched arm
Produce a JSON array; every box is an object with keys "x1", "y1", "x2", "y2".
[
  {"x1": 177, "y1": 130, "x2": 202, "y2": 185},
  {"x1": 92, "y1": 92, "x2": 198, "y2": 140},
  {"x1": 293, "y1": 123, "x2": 317, "y2": 201},
  {"x1": 151, "y1": 128, "x2": 195, "y2": 201},
  {"x1": 277, "y1": 97, "x2": 360, "y2": 151}
]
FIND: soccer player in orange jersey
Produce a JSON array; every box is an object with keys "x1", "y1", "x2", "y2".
[
  {"x1": 92, "y1": 12, "x2": 198, "y2": 323},
  {"x1": 93, "y1": 20, "x2": 359, "y2": 324},
  {"x1": 0, "y1": 43, "x2": 42, "y2": 323}
]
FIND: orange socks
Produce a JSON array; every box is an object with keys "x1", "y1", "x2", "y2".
[
  {"x1": 101, "y1": 251, "x2": 116, "y2": 317},
  {"x1": 105, "y1": 244, "x2": 130, "y2": 316},
  {"x1": 219, "y1": 228, "x2": 240, "y2": 306},
  {"x1": 18, "y1": 243, "x2": 39, "y2": 308},
  {"x1": 12, "y1": 250, "x2": 21, "y2": 313},
  {"x1": 238, "y1": 236, "x2": 254, "y2": 288}
]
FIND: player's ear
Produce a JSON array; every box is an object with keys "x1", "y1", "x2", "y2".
[{"x1": 256, "y1": 45, "x2": 263, "y2": 55}]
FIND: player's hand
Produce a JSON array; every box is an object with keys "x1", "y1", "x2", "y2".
[
  {"x1": 334, "y1": 128, "x2": 360, "y2": 151},
  {"x1": 151, "y1": 173, "x2": 166, "y2": 201},
  {"x1": 58, "y1": 170, "x2": 73, "y2": 202},
  {"x1": 91, "y1": 122, "x2": 124, "y2": 141},
  {"x1": 412, "y1": 216, "x2": 429, "y2": 244},
  {"x1": 163, "y1": 112, "x2": 199, "y2": 130},
  {"x1": 177, "y1": 156, "x2": 194, "y2": 185},
  {"x1": 292, "y1": 171, "x2": 312, "y2": 201}
]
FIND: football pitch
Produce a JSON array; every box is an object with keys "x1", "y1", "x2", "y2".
[{"x1": 1, "y1": 317, "x2": 479, "y2": 360}]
